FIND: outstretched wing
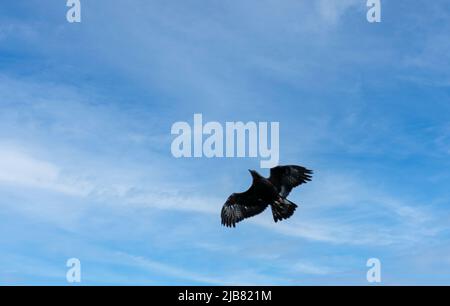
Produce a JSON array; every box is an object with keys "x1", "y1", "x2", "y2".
[
  {"x1": 221, "y1": 190, "x2": 268, "y2": 228},
  {"x1": 269, "y1": 165, "x2": 313, "y2": 198}
]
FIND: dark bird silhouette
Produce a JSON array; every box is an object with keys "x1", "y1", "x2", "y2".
[{"x1": 221, "y1": 165, "x2": 313, "y2": 227}]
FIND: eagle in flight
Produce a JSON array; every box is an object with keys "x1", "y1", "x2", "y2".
[{"x1": 221, "y1": 165, "x2": 313, "y2": 227}]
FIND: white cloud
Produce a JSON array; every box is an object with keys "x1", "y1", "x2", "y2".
[
  {"x1": 292, "y1": 261, "x2": 335, "y2": 275},
  {"x1": 1, "y1": 0, "x2": 450, "y2": 285},
  {"x1": 126, "y1": 192, "x2": 218, "y2": 215},
  {"x1": 0, "y1": 145, "x2": 92, "y2": 196},
  {"x1": 0, "y1": 142, "x2": 434, "y2": 247},
  {"x1": 117, "y1": 253, "x2": 232, "y2": 285},
  {"x1": 110, "y1": 251, "x2": 286, "y2": 285},
  {"x1": 0, "y1": 140, "x2": 439, "y2": 249}
]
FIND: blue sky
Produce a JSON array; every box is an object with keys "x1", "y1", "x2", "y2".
[{"x1": 1, "y1": 0, "x2": 450, "y2": 285}]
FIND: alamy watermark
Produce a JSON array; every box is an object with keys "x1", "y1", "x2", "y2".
[
  {"x1": 66, "y1": 0, "x2": 81, "y2": 23},
  {"x1": 62, "y1": 256, "x2": 381, "y2": 283},
  {"x1": 171, "y1": 114, "x2": 279, "y2": 168},
  {"x1": 366, "y1": 258, "x2": 382, "y2": 283},
  {"x1": 66, "y1": 258, "x2": 81, "y2": 283},
  {"x1": 367, "y1": 0, "x2": 381, "y2": 23},
  {"x1": 66, "y1": 1, "x2": 380, "y2": 24}
]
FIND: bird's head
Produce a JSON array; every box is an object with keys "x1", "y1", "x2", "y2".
[
  {"x1": 248, "y1": 169, "x2": 261, "y2": 179},
  {"x1": 227, "y1": 193, "x2": 238, "y2": 204}
]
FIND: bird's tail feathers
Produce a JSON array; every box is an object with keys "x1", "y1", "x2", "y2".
[{"x1": 271, "y1": 198, "x2": 298, "y2": 223}]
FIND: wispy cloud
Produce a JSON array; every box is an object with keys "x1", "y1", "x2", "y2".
[
  {"x1": 0, "y1": 140, "x2": 437, "y2": 248},
  {"x1": 0, "y1": 145, "x2": 93, "y2": 196},
  {"x1": 292, "y1": 261, "x2": 336, "y2": 276},
  {"x1": 1, "y1": 0, "x2": 450, "y2": 285}
]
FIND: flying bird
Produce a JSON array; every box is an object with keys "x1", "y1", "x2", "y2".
[{"x1": 221, "y1": 165, "x2": 313, "y2": 227}]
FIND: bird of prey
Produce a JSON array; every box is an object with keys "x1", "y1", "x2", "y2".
[{"x1": 221, "y1": 165, "x2": 313, "y2": 227}]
